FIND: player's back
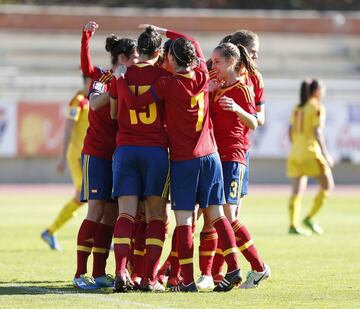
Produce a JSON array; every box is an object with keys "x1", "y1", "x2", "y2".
[
  {"x1": 155, "y1": 67, "x2": 216, "y2": 160},
  {"x1": 116, "y1": 62, "x2": 170, "y2": 148},
  {"x1": 290, "y1": 97, "x2": 324, "y2": 158}
]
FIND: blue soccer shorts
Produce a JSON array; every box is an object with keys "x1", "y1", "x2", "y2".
[{"x1": 170, "y1": 152, "x2": 225, "y2": 211}]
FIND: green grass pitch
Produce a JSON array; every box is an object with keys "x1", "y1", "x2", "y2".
[{"x1": 0, "y1": 185, "x2": 359, "y2": 308}]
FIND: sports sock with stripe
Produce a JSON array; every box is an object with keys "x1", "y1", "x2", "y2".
[
  {"x1": 92, "y1": 223, "x2": 114, "y2": 278},
  {"x1": 113, "y1": 213, "x2": 135, "y2": 276},
  {"x1": 232, "y1": 220, "x2": 264, "y2": 272},
  {"x1": 75, "y1": 219, "x2": 98, "y2": 278}
]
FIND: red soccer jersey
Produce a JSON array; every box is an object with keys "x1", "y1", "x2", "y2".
[
  {"x1": 210, "y1": 81, "x2": 256, "y2": 164},
  {"x1": 152, "y1": 68, "x2": 216, "y2": 160},
  {"x1": 109, "y1": 62, "x2": 170, "y2": 148},
  {"x1": 82, "y1": 77, "x2": 118, "y2": 160},
  {"x1": 114, "y1": 29, "x2": 215, "y2": 160},
  {"x1": 117, "y1": 67, "x2": 216, "y2": 161}
]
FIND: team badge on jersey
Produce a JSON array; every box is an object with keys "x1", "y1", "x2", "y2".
[{"x1": 93, "y1": 81, "x2": 106, "y2": 93}]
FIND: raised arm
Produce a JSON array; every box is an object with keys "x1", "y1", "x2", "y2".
[
  {"x1": 81, "y1": 21, "x2": 98, "y2": 78},
  {"x1": 138, "y1": 24, "x2": 207, "y2": 71}
]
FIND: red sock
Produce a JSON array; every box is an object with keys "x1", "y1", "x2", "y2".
[
  {"x1": 75, "y1": 219, "x2": 98, "y2": 278},
  {"x1": 132, "y1": 219, "x2": 146, "y2": 278},
  {"x1": 212, "y1": 217, "x2": 239, "y2": 273},
  {"x1": 199, "y1": 230, "x2": 218, "y2": 276},
  {"x1": 169, "y1": 227, "x2": 180, "y2": 278},
  {"x1": 113, "y1": 213, "x2": 135, "y2": 276},
  {"x1": 232, "y1": 220, "x2": 264, "y2": 272},
  {"x1": 145, "y1": 219, "x2": 165, "y2": 282},
  {"x1": 211, "y1": 244, "x2": 225, "y2": 276},
  {"x1": 177, "y1": 225, "x2": 194, "y2": 285},
  {"x1": 92, "y1": 223, "x2": 114, "y2": 278}
]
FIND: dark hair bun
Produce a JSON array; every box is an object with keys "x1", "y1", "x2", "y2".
[
  {"x1": 105, "y1": 35, "x2": 120, "y2": 52},
  {"x1": 145, "y1": 26, "x2": 155, "y2": 35}
]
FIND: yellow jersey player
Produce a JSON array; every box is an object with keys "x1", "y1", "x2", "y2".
[
  {"x1": 287, "y1": 79, "x2": 335, "y2": 236},
  {"x1": 41, "y1": 75, "x2": 91, "y2": 250}
]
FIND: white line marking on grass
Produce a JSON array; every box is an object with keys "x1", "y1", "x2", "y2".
[{"x1": 1, "y1": 285, "x2": 170, "y2": 309}]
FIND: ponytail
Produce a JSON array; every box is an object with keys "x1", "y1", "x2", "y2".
[
  {"x1": 299, "y1": 80, "x2": 310, "y2": 107},
  {"x1": 236, "y1": 44, "x2": 256, "y2": 76},
  {"x1": 299, "y1": 79, "x2": 320, "y2": 107}
]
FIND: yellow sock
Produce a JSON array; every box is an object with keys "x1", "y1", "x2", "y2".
[
  {"x1": 48, "y1": 198, "x2": 83, "y2": 234},
  {"x1": 307, "y1": 190, "x2": 329, "y2": 220},
  {"x1": 289, "y1": 194, "x2": 302, "y2": 228}
]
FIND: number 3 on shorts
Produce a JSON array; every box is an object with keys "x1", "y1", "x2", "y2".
[{"x1": 191, "y1": 92, "x2": 205, "y2": 132}]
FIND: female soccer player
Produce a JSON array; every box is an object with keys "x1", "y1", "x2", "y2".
[
  {"x1": 73, "y1": 21, "x2": 138, "y2": 290},
  {"x1": 41, "y1": 74, "x2": 91, "y2": 251},
  {"x1": 109, "y1": 26, "x2": 170, "y2": 293},
  {"x1": 197, "y1": 42, "x2": 270, "y2": 290},
  {"x1": 287, "y1": 79, "x2": 334, "y2": 235},
  {"x1": 114, "y1": 25, "x2": 242, "y2": 293},
  {"x1": 206, "y1": 30, "x2": 270, "y2": 290}
]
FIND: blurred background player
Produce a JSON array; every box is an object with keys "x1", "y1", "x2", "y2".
[
  {"x1": 41, "y1": 74, "x2": 91, "y2": 251},
  {"x1": 287, "y1": 79, "x2": 335, "y2": 236}
]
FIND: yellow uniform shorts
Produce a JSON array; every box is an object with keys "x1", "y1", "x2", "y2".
[{"x1": 287, "y1": 151, "x2": 330, "y2": 178}]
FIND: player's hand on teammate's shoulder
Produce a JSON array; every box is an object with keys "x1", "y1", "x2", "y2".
[
  {"x1": 219, "y1": 96, "x2": 240, "y2": 113},
  {"x1": 113, "y1": 64, "x2": 127, "y2": 80},
  {"x1": 83, "y1": 21, "x2": 98, "y2": 35}
]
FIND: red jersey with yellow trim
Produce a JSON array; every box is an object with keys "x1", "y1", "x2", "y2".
[
  {"x1": 109, "y1": 62, "x2": 170, "y2": 148},
  {"x1": 210, "y1": 81, "x2": 256, "y2": 164},
  {"x1": 82, "y1": 75, "x2": 118, "y2": 161},
  {"x1": 152, "y1": 67, "x2": 216, "y2": 161}
]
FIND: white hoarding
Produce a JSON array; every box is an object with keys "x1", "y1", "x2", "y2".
[
  {"x1": 251, "y1": 101, "x2": 360, "y2": 163},
  {"x1": 0, "y1": 100, "x2": 17, "y2": 157}
]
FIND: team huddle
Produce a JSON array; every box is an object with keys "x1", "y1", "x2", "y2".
[{"x1": 48, "y1": 21, "x2": 272, "y2": 293}]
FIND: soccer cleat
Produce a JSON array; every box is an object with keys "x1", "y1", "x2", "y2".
[
  {"x1": 212, "y1": 273, "x2": 224, "y2": 286},
  {"x1": 303, "y1": 218, "x2": 324, "y2": 235},
  {"x1": 73, "y1": 275, "x2": 98, "y2": 290},
  {"x1": 114, "y1": 275, "x2": 127, "y2": 293},
  {"x1": 41, "y1": 230, "x2": 62, "y2": 251},
  {"x1": 240, "y1": 264, "x2": 271, "y2": 289},
  {"x1": 288, "y1": 226, "x2": 312, "y2": 236},
  {"x1": 140, "y1": 278, "x2": 165, "y2": 292},
  {"x1": 170, "y1": 281, "x2": 198, "y2": 292},
  {"x1": 196, "y1": 275, "x2": 215, "y2": 290},
  {"x1": 213, "y1": 269, "x2": 242, "y2": 292},
  {"x1": 131, "y1": 275, "x2": 142, "y2": 290},
  {"x1": 114, "y1": 272, "x2": 135, "y2": 293},
  {"x1": 166, "y1": 276, "x2": 182, "y2": 288},
  {"x1": 94, "y1": 274, "x2": 114, "y2": 288}
]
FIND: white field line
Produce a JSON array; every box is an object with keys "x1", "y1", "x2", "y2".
[{"x1": 0, "y1": 284, "x2": 173, "y2": 309}]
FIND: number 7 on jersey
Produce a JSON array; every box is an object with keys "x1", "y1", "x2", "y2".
[{"x1": 191, "y1": 92, "x2": 205, "y2": 132}]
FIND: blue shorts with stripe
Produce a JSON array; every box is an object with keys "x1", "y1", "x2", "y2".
[
  {"x1": 80, "y1": 154, "x2": 113, "y2": 202},
  {"x1": 241, "y1": 151, "x2": 250, "y2": 197},
  {"x1": 222, "y1": 161, "x2": 246, "y2": 205},
  {"x1": 112, "y1": 146, "x2": 169, "y2": 198},
  {"x1": 170, "y1": 152, "x2": 225, "y2": 211}
]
